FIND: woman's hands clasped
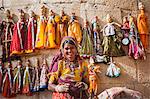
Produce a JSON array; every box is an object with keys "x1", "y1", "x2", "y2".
[{"x1": 55, "y1": 84, "x2": 70, "y2": 92}]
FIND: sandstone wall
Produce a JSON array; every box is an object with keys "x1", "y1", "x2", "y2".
[{"x1": 0, "y1": 0, "x2": 150, "y2": 98}]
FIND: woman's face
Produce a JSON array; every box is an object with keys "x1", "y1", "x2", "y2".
[{"x1": 63, "y1": 43, "x2": 77, "y2": 62}]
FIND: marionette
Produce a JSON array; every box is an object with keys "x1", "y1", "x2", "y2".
[
  {"x1": 88, "y1": 57, "x2": 101, "y2": 99},
  {"x1": 106, "y1": 57, "x2": 120, "y2": 77},
  {"x1": 137, "y1": 2, "x2": 149, "y2": 50},
  {"x1": 13, "y1": 60, "x2": 23, "y2": 94},
  {"x1": 22, "y1": 60, "x2": 32, "y2": 95},
  {"x1": 80, "y1": 19, "x2": 93, "y2": 58},
  {"x1": 10, "y1": 9, "x2": 27, "y2": 55},
  {"x1": 102, "y1": 14, "x2": 124, "y2": 57},
  {"x1": 1, "y1": 9, "x2": 14, "y2": 59},
  {"x1": 45, "y1": 9, "x2": 57, "y2": 48},
  {"x1": 35, "y1": 6, "x2": 47, "y2": 49},
  {"x1": 40, "y1": 58, "x2": 48, "y2": 90},
  {"x1": 32, "y1": 58, "x2": 40, "y2": 92},
  {"x1": 68, "y1": 12, "x2": 82, "y2": 44},
  {"x1": 92, "y1": 16, "x2": 102, "y2": 55},
  {"x1": 121, "y1": 16, "x2": 130, "y2": 39},
  {"x1": 128, "y1": 14, "x2": 146, "y2": 60},
  {"x1": 60, "y1": 10, "x2": 68, "y2": 39},
  {"x1": 2, "y1": 62, "x2": 14, "y2": 98},
  {"x1": 0, "y1": 59, "x2": 3, "y2": 92},
  {"x1": 25, "y1": 10, "x2": 37, "y2": 53}
]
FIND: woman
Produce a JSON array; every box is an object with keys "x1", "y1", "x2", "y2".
[{"x1": 48, "y1": 36, "x2": 89, "y2": 99}]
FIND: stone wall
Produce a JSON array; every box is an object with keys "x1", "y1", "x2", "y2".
[{"x1": 0, "y1": 0, "x2": 150, "y2": 98}]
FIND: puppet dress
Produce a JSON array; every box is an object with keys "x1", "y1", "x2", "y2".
[
  {"x1": 49, "y1": 59, "x2": 89, "y2": 99},
  {"x1": 92, "y1": 21, "x2": 102, "y2": 55},
  {"x1": 22, "y1": 66, "x2": 32, "y2": 94},
  {"x1": 137, "y1": 10, "x2": 149, "y2": 49},
  {"x1": 45, "y1": 16, "x2": 57, "y2": 48},
  {"x1": 25, "y1": 17, "x2": 37, "y2": 53},
  {"x1": 68, "y1": 20, "x2": 82, "y2": 44},
  {"x1": 35, "y1": 16, "x2": 47, "y2": 48},
  {"x1": 13, "y1": 66, "x2": 23, "y2": 94},
  {"x1": 128, "y1": 21, "x2": 145, "y2": 59},
  {"x1": 10, "y1": 21, "x2": 26, "y2": 55},
  {"x1": 102, "y1": 23, "x2": 124, "y2": 56},
  {"x1": 2, "y1": 67, "x2": 13, "y2": 97},
  {"x1": 80, "y1": 25, "x2": 93, "y2": 57},
  {"x1": 60, "y1": 15, "x2": 68, "y2": 39},
  {"x1": 32, "y1": 67, "x2": 40, "y2": 92},
  {"x1": 1, "y1": 19, "x2": 14, "y2": 58},
  {"x1": 40, "y1": 64, "x2": 48, "y2": 89},
  {"x1": 0, "y1": 65, "x2": 3, "y2": 92}
]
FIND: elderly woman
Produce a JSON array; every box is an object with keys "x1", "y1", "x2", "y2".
[{"x1": 48, "y1": 36, "x2": 89, "y2": 99}]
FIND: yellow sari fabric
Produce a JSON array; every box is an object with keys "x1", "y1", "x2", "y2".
[{"x1": 49, "y1": 59, "x2": 89, "y2": 84}]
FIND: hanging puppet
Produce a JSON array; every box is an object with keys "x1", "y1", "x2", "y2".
[
  {"x1": 10, "y1": 9, "x2": 27, "y2": 55},
  {"x1": 88, "y1": 57, "x2": 101, "y2": 99},
  {"x1": 25, "y1": 10, "x2": 37, "y2": 53},
  {"x1": 80, "y1": 19, "x2": 93, "y2": 58},
  {"x1": 45, "y1": 10, "x2": 57, "y2": 48},
  {"x1": 35, "y1": 6, "x2": 47, "y2": 49},
  {"x1": 137, "y1": 2, "x2": 149, "y2": 50},
  {"x1": 68, "y1": 12, "x2": 82, "y2": 44},
  {"x1": 121, "y1": 16, "x2": 130, "y2": 41},
  {"x1": 128, "y1": 14, "x2": 146, "y2": 60},
  {"x1": 121, "y1": 16, "x2": 130, "y2": 55},
  {"x1": 32, "y1": 58, "x2": 40, "y2": 92},
  {"x1": 92, "y1": 16, "x2": 102, "y2": 55},
  {"x1": 40, "y1": 58, "x2": 48, "y2": 90},
  {"x1": 2, "y1": 62, "x2": 14, "y2": 98},
  {"x1": 60, "y1": 10, "x2": 68, "y2": 39},
  {"x1": 102, "y1": 14, "x2": 125, "y2": 57},
  {"x1": 1, "y1": 9, "x2": 14, "y2": 59},
  {"x1": 22, "y1": 60, "x2": 32, "y2": 95},
  {"x1": 13, "y1": 60, "x2": 23, "y2": 94},
  {"x1": 0, "y1": 59, "x2": 3, "y2": 92}
]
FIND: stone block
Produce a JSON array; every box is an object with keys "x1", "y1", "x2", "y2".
[
  {"x1": 135, "y1": 83, "x2": 150, "y2": 99},
  {"x1": 95, "y1": 0, "x2": 137, "y2": 11},
  {"x1": 80, "y1": 3, "x2": 122, "y2": 27},
  {"x1": 137, "y1": 54, "x2": 150, "y2": 83},
  {"x1": 3, "y1": 0, "x2": 37, "y2": 7}
]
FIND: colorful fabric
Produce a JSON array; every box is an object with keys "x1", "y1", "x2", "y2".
[
  {"x1": 92, "y1": 21, "x2": 102, "y2": 55},
  {"x1": 25, "y1": 17, "x2": 37, "y2": 53},
  {"x1": 2, "y1": 68, "x2": 13, "y2": 97},
  {"x1": 1, "y1": 20, "x2": 14, "y2": 58},
  {"x1": 137, "y1": 10, "x2": 148, "y2": 35},
  {"x1": 102, "y1": 23, "x2": 124, "y2": 56},
  {"x1": 22, "y1": 67, "x2": 32, "y2": 94},
  {"x1": 0, "y1": 66, "x2": 2, "y2": 92},
  {"x1": 32, "y1": 67, "x2": 40, "y2": 92},
  {"x1": 45, "y1": 16, "x2": 57, "y2": 48},
  {"x1": 35, "y1": 16, "x2": 47, "y2": 48},
  {"x1": 139, "y1": 34, "x2": 149, "y2": 49},
  {"x1": 10, "y1": 20, "x2": 26, "y2": 55},
  {"x1": 40, "y1": 64, "x2": 48, "y2": 89},
  {"x1": 68, "y1": 21, "x2": 82, "y2": 44},
  {"x1": 80, "y1": 25, "x2": 93, "y2": 56},
  {"x1": 60, "y1": 15, "x2": 68, "y2": 39},
  {"x1": 13, "y1": 66, "x2": 23, "y2": 94}
]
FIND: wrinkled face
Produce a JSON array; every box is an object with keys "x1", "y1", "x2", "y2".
[{"x1": 63, "y1": 43, "x2": 77, "y2": 62}]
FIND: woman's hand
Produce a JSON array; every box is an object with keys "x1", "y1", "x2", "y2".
[
  {"x1": 75, "y1": 82, "x2": 88, "y2": 90},
  {"x1": 55, "y1": 84, "x2": 70, "y2": 92}
]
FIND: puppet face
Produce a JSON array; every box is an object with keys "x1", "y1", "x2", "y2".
[{"x1": 63, "y1": 43, "x2": 77, "y2": 62}]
